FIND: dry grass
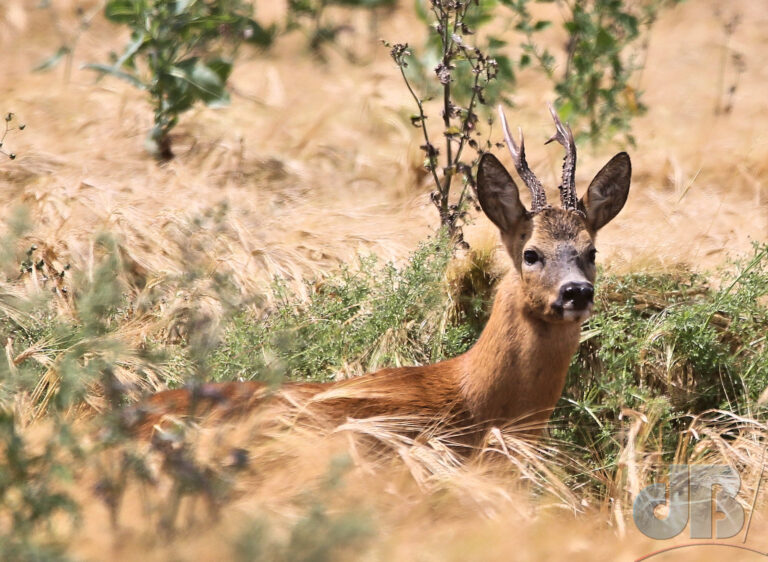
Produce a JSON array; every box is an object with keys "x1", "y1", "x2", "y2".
[
  {"x1": 1, "y1": 0, "x2": 768, "y2": 559},
  {"x1": 48, "y1": 400, "x2": 767, "y2": 560},
  {"x1": 1, "y1": 0, "x2": 766, "y2": 292}
]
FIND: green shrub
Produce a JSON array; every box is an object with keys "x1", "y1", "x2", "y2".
[
  {"x1": 211, "y1": 230, "x2": 483, "y2": 383},
  {"x1": 557, "y1": 243, "x2": 768, "y2": 463},
  {"x1": 0, "y1": 221, "x2": 127, "y2": 556},
  {"x1": 545, "y1": 0, "x2": 685, "y2": 144},
  {"x1": 88, "y1": 0, "x2": 276, "y2": 159}
]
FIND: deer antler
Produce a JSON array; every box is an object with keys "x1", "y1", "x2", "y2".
[
  {"x1": 545, "y1": 103, "x2": 578, "y2": 211},
  {"x1": 497, "y1": 105, "x2": 548, "y2": 214}
]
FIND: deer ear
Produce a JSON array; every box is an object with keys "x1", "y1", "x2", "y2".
[
  {"x1": 476, "y1": 153, "x2": 528, "y2": 233},
  {"x1": 580, "y1": 152, "x2": 631, "y2": 232}
]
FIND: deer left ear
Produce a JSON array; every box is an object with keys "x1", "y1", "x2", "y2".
[
  {"x1": 476, "y1": 153, "x2": 529, "y2": 234},
  {"x1": 579, "y1": 152, "x2": 631, "y2": 232}
]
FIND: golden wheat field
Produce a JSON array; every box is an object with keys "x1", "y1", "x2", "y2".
[{"x1": 1, "y1": 0, "x2": 768, "y2": 560}]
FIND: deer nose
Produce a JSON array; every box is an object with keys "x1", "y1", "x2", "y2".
[{"x1": 559, "y1": 282, "x2": 594, "y2": 310}]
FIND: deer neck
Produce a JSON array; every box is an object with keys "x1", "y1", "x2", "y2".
[{"x1": 458, "y1": 273, "x2": 582, "y2": 425}]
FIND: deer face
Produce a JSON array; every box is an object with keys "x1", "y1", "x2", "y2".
[
  {"x1": 476, "y1": 107, "x2": 631, "y2": 324},
  {"x1": 518, "y1": 207, "x2": 596, "y2": 323}
]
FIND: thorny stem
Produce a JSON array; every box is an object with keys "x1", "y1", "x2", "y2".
[
  {"x1": 431, "y1": 3, "x2": 453, "y2": 225},
  {"x1": 452, "y1": 45, "x2": 482, "y2": 166},
  {"x1": 437, "y1": 1, "x2": 476, "y2": 229},
  {"x1": 392, "y1": 1, "x2": 497, "y2": 240},
  {"x1": 0, "y1": 114, "x2": 24, "y2": 160},
  {"x1": 398, "y1": 64, "x2": 443, "y2": 195}
]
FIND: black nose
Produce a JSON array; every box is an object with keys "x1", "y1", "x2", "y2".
[{"x1": 559, "y1": 282, "x2": 594, "y2": 310}]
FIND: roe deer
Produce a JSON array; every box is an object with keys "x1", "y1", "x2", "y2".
[{"x1": 135, "y1": 105, "x2": 631, "y2": 442}]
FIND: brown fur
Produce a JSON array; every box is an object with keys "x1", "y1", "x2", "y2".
[{"x1": 134, "y1": 136, "x2": 631, "y2": 446}]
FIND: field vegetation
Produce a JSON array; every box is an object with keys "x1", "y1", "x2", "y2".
[{"x1": 0, "y1": 0, "x2": 767, "y2": 560}]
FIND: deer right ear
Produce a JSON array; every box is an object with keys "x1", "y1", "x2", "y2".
[
  {"x1": 580, "y1": 152, "x2": 631, "y2": 232},
  {"x1": 476, "y1": 153, "x2": 529, "y2": 233}
]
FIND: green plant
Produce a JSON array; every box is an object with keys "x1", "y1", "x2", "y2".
[
  {"x1": 388, "y1": 2, "x2": 504, "y2": 243},
  {"x1": 211, "y1": 230, "x2": 484, "y2": 383},
  {"x1": 407, "y1": 0, "x2": 517, "y2": 108},
  {"x1": 0, "y1": 213, "x2": 87, "y2": 558},
  {"x1": 504, "y1": 0, "x2": 685, "y2": 144},
  {"x1": 88, "y1": 0, "x2": 276, "y2": 159},
  {"x1": 0, "y1": 202, "x2": 258, "y2": 553},
  {"x1": 554, "y1": 0, "x2": 672, "y2": 143},
  {"x1": 403, "y1": 0, "x2": 683, "y2": 150},
  {"x1": 557, "y1": 243, "x2": 768, "y2": 466},
  {"x1": 0, "y1": 411, "x2": 79, "y2": 561}
]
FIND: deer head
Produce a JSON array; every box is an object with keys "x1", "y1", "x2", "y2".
[{"x1": 477, "y1": 105, "x2": 631, "y2": 324}]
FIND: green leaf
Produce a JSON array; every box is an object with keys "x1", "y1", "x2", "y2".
[
  {"x1": 533, "y1": 20, "x2": 551, "y2": 31},
  {"x1": 105, "y1": 0, "x2": 139, "y2": 23},
  {"x1": 595, "y1": 28, "x2": 616, "y2": 54},
  {"x1": 616, "y1": 12, "x2": 639, "y2": 38},
  {"x1": 34, "y1": 46, "x2": 70, "y2": 72},
  {"x1": 114, "y1": 30, "x2": 146, "y2": 68},
  {"x1": 244, "y1": 19, "x2": 276, "y2": 48},
  {"x1": 207, "y1": 58, "x2": 233, "y2": 83},
  {"x1": 413, "y1": 0, "x2": 429, "y2": 23},
  {"x1": 83, "y1": 63, "x2": 146, "y2": 89},
  {"x1": 190, "y1": 63, "x2": 226, "y2": 102},
  {"x1": 487, "y1": 36, "x2": 507, "y2": 49},
  {"x1": 173, "y1": 0, "x2": 195, "y2": 15},
  {"x1": 495, "y1": 55, "x2": 513, "y2": 80},
  {"x1": 557, "y1": 100, "x2": 574, "y2": 122},
  {"x1": 170, "y1": 59, "x2": 229, "y2": 106}
]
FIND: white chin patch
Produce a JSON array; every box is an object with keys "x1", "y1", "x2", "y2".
[{"x1": 561, "y1": 306, "x2": 592, "y2": 323}]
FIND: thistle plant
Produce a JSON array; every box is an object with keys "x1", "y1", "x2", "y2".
[{"x1": 388, "y1": 1, "x2": 501, "y2": 244}]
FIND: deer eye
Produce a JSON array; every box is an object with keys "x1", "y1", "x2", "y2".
[
  {"x1": 523, "y1": 249, "x2": 540, "y2": 265},
  {"x1": 588, "y1": 248, "x2": 597, "y2": 263}
]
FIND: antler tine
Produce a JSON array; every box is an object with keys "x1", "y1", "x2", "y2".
[
  {"x1": 497, "y1": 105, "x2": 547, "y2": 213},
  {"x1": 545, "y1": 103, "x2": 578, "y2": 211}
]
